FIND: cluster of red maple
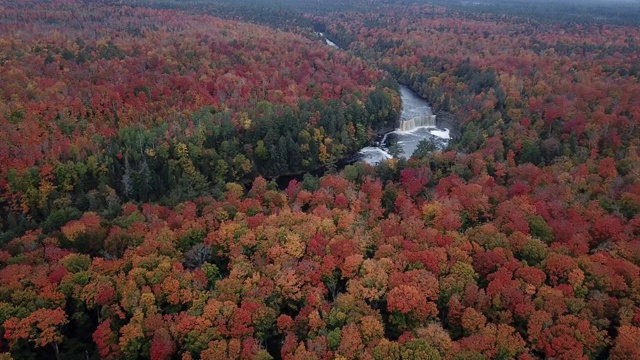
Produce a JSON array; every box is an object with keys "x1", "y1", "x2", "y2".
[
  {"x1": 1, "y1": 0, "x2": 639, "y2": 359},
  {"x1": 1, "y1": 158, "x2": 638, "y2": 358}
]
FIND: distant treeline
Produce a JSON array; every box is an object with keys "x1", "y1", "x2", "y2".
[
  {"x1": 104, "y1": 0, "x2": 640, "y2": 28},
  {"x1": 431, "y1": 0, "x2": 640, "y2": 27}
]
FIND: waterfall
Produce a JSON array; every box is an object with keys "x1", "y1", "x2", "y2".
[
  {"x1": 380, "y1": 132, "x2": 391, "y2": 145},
  {"x1": 360, "y1": 85, "x2": 449, "y2": 165},
  {"x1": 398, "y1": 115, "x2": 436, "y2": 131}
]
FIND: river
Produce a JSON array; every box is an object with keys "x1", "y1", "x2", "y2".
[
  {"x1": 358, "y1": 85, "x2": 450, "y2": 164},
  {"x1": 318, "y1": 32, "x2": 451, "y2": 164}
]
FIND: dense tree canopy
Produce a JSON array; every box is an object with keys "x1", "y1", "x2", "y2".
[{"x1": 1, "y1": 0, "x2": 639, "y2": 359}]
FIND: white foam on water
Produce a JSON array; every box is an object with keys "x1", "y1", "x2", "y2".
[
  {"x1": 317, "y1": 32, "x2": 339, "y2": 49},
  {"x1": 429, "y1": 128, "x2": 450, "y2": 139},
  {"x1": 359, "y1": 147, "x2": 393, "y2": 165}
]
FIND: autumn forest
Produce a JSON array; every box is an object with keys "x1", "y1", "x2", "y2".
[{"x1": 0, "y1": 0, "x2": 639, "y2": 359}]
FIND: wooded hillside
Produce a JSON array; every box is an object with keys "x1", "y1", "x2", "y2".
[{"x1": 0, "y1": 1, "x2": 639, "y2": 359}]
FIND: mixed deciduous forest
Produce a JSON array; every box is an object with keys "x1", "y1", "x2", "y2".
[
  {"x1": 1, "y1": 0, "x2": 639, "y2": 359},
  {"x1": 0, "y1": 1, "x2": 400, "y2": 239}
]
